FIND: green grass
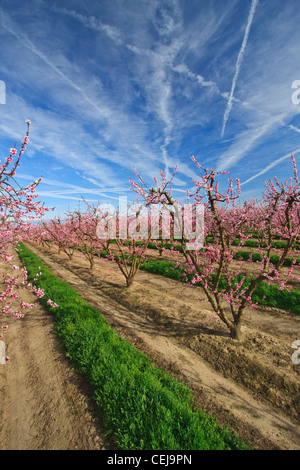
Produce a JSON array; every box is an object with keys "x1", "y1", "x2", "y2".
[
  {"x1": 138, "y1": 258, "x2": 300, "y2": 316},
  {"x1": 234, "y1": 250, "x2": 300, "y2": 267},
  {"x1": 147, "y1": 237, "x2": 294, "y2": 252},
  {"x1": 98, "y1": 247, "x2": 300, "y2": 315},
  {"x1": 91, "y1": 244, "x2": 300, "y2": 315},
  {"x1": 17, "y1": 243, "x2": 248, "y2": 450},
  {"x1": 231, "y1": 238, "x2": 288, "y2": 249}
]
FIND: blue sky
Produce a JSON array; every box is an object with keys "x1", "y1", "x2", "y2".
[{"x1": 0, "y1": 0, "x2": 300, "y2": 217}]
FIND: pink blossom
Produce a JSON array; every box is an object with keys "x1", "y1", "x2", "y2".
[{"x1": 47, "y1": 299, "x2": 59, "y2": 308}]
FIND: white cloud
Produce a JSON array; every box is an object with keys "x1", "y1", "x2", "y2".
[
  {"x1": 53, "y1": 7, "x2": 123, "y2": 45},
  {"x1": 1, "y1": 0, "x2": 300, "y2": 217}
]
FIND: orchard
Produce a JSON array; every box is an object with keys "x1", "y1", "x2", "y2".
[
  {"x1": 7, "y1": 124, "x2": 298, "y2": 342},
  {"x1": 1, "y1": 123, "x2": 300, "y2": 451}
]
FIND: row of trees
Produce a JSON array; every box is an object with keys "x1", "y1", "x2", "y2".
[
  {"x1": 1, "y1": 123, "x2": 299, "y2": 343},
  {"x1": 29, "y1": 157, "x2": 300, "y2": 340},
  {"x1": 129, "y1": 159, "x2": 300, "y2": 339}
]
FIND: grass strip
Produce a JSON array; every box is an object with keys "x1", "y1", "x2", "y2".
[
  {"x1": 98, "y1": 249, "x2": 300, "y2": 315},
  {"x1": 206, "y1": 237, "x2": 289, "y2": 249},
  {"x1": 17, "y1": 243, "x2": 248, "y2": 450},
  {"x1": 234, "y1": 250, "x2": 300, "y2": 267},
  {"x1": 143, "y1": 239, "x2": 300, "y2": 267},
  {"x1": 231, "y1": 238, "x2": 288, "y2": 249},
  {"x1": 138, "y1": 259, "x2": 300, "y2": 316}
]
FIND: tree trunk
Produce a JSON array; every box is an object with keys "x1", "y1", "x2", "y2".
[
  {"x1": 229, "y1": 322, "x2": 243, "y2": 341},
  {"x1": 126, "y1": 276, "x2": 133, "y2": 287}
]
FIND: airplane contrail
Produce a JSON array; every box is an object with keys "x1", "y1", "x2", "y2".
[
  {"x1": 290, "y1": 125, "x2": 300, "y2": 134},
  {"x1": 240, "y1": 148, "x2": 300, "y2": 186},
  {"x1": 221, "y1": 0, "x2": 259, "y2": 138}
]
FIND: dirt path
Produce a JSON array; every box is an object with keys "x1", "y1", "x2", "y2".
[
  {"x1": 0, "y1": 252, "x2": 112, "y2": 450},
  {"x1": 21, "y1": 242, "x2": 300, "y2": 450}
]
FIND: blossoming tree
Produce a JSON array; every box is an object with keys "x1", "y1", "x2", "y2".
[
  {"x1": 129, "y1": 156, "x2": 300, "y2": 340},
  {"x1": 0, "y1": 121, "x2": 56, "y2": 358}
]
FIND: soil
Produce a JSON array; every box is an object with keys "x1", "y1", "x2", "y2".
[
  {"x1": 1, "y1": 241, "x2": 300, "y2": 450},
  {"x1": 0, "y1": 250, "x2": 113, "y2": 450}
]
